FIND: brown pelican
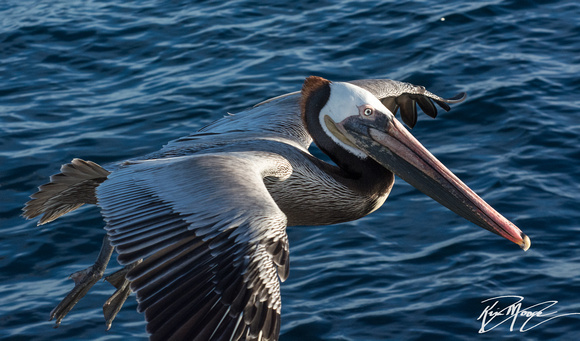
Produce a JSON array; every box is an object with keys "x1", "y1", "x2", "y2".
[{"x1": 23, "y1": 76, "x2": 530, "y2": 341}]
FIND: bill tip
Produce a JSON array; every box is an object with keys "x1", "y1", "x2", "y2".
[{"x1": 519, "y1": 233, "x2": 531, "y2": 251}]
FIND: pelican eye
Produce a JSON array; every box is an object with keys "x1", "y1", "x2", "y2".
[{"x1": 363, "y1": 108, "x2": 373, "y2": 116}]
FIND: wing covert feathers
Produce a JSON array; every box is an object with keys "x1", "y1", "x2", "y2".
[{"x1": 97, "y1": 152, "x2": 291, "y2": 341}]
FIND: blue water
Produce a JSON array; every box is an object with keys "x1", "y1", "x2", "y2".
[{"x1": 1, "y1": 0, "x2": 579, "y2": 340}]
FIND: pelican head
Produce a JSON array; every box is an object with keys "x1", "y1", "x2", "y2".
[{"x1": 301, "y1": 76, "x2": 530, "y2": 251}]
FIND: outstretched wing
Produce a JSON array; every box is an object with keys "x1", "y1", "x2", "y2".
[
  {"x1": 349, "y1": 79, "x2": 466, "y2": 129},
  {"x1": 97, "y1": 151, "x2": 293, "y2": 341},
  {"x1": 160, "y1": 78, "x2": 464, "y2": 160}
]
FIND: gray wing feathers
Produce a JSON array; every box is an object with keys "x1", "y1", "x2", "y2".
[
  {"x1": 349, "y1": 79, "x2": 467, "y2": 129},
  {"x1": 97, "y1": 152, "x2": 291, "y2": 341},
  {"x1": 349, "y1": 78, "x2": 465, "y2": 104},
  {"x1": 252, "y1": 91, "x2": 300, "y2": 108},
  {"x1": 23, "y1": 158, "x2": 110, "y2": 225},
  {"x1": 164, "y1": 94, "x2": 312, "y2": 154}
]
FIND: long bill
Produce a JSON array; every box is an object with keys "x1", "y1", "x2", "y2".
[{"x1": 337, "y1": 116, "x2": 531, "y2": 251}]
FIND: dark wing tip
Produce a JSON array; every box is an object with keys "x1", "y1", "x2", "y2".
[
  {"x1": 445, "y1": 92, "x2": 468, "y2": 103},
  {"x1": 396, "y1": 95, "x2": 418, "y2": 128},
  {"x1": 432, "y1": 92, "x2": 467, "y2": 111},
  {"x1": 396, "y1": 91, "x2": 467, "y2": 128},
  {"x1": 415, "y1": 95, "x2": 438, "y2": 118},
  {"x1": 351, "y1": 78, "x2": 467, "y2": 129}
]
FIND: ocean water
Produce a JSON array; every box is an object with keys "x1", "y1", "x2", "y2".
[{"x1": 1, "y1": 0, "x2": 579, "y2": 340}]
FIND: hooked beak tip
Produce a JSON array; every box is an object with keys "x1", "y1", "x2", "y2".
[{"x1": 519, "y1": 233, "x2": 531, "y2": 251}]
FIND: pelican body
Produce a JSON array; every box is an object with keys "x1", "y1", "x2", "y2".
[{"x1": 24, "y1": 76, "x2": 530, "y2": 341}]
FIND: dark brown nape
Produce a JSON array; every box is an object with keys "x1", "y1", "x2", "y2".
[
  {"x1": 300, "y1": 76, "x2": 331, "y2": 121},
  {"x1": 299, "y1": 76, "x2": 394, "y2": 199}
]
